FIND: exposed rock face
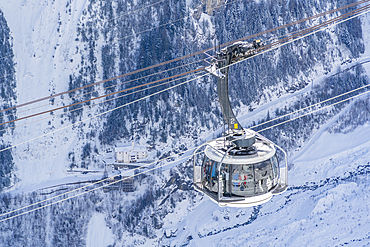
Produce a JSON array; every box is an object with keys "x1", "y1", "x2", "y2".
[
  {"x1": 194, "y1": 0, "x2": 224, "y2": 19},
  {"x1": 204, "y1": 0, "x2": 224, "y2": 15}
]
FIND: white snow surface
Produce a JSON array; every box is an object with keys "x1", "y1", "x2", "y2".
[
  {"x1": 86, "y1": 213, "x2": 114, "y2": 247},
  {"x1": 0, "y1": 1, "x2": 370, "y2": 246},
  {"x1": 160, "y1": 123, "x2": 370, "y2": 247},
  {"x1": 0, "y1": 0, "x2": 81, "y2": 187},
  {"x1": 0, "y1": 0, "x2": 108, "y2": 194}
]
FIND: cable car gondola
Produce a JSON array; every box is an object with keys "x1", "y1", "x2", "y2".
[{"x1": 193, "y1": 41, "x2": 288, "y2": 207}]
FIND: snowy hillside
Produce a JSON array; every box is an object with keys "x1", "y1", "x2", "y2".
[
  {"x1": 156, "y1": 124, "x2": 370, "y2": 247},
  {"x1": 0, "y1": 0, "x2": 370, "y2": 246}
]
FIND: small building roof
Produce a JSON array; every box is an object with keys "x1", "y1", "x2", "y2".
[
  {"x1": 115, "y1": 146, "x2": 147, "y2": 152},
  {"x1": 115, "y1": 146, "x2": 130, "y2": 152},
  {"x1": 120, "y1": 169, "x2": 135, "y2": 177}
]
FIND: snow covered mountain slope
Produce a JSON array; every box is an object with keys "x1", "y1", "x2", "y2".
[
  {"x1": 0, "y1": 0, "x2": 370, "y2": 246},
  {"x1": 0, "y1": 0, "x2": 95, "y2": 190},
  {"x1": 0, "y1": 0, "x2": 367, "y2": 193},
  {"x1": 160, "y1": 124, "x2": 370, "y2": 247},
  {"x1": 0, "y1": 8, "x2": 16, "y2": 192},
  {"x1": 95, "y1": 101, "x2": 370, "y2": 246}
]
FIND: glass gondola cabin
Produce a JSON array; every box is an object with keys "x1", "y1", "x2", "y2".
[{"x1": 193, "y1": 131, "x2": 287, "y2": 207}]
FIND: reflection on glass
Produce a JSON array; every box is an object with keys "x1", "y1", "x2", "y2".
[
  {"x1": 210, "y1": 161, "x2": 219, "y2": 192},
  {"x1": 231, "y1": 164, "x2": 254, "y2": 197},
  {"x1": 221, "y1": 164, "x2": 230, "y2": 197},
  {"x1": 271, "y1": 155, "x2": 279, "y2": 184},
  {"x1": 202, "y1": 156, "x2": 219, "y2": 192},
  {"x1": 203, "y1": 154, "x2": 280, "y2": 198},
  {"x1": 201, "y1": 156, "x2": 210, "y2": 189},
  {"x1": 254, "y1": 160, "x2": 273, "y2": 195}
]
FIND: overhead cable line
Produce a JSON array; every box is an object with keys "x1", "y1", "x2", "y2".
[
  {"x1": 2, "y1": 71, "x2": 369, "y2": 219},
  {"x1": 0, "y1": 70, "x2": 205, "y2": 133},
  {"x1": 1, "y1": 0, "x2": 367, "y2": 115},
  {"x1": 2, "y1": 41, "x2": 370, "y2": 219},
  {"x1": 0, "y1": 67, "x2": 205, "y2": 127},
  {"x1": 0, "y1": 143, "x2": 200, "y2": 220},
  {"x1": 255, "y1": 89, "x2": 370, "y2": 133},
  {"x1": 251, "y1": 83, "x2": 370, "y2": 130},
  {"x1": 0, "y1": 71, "x2": 209, "y2": 154},
  {"x1": 2, "y1": 1, "x2": 366, "y2": 122},
  {"x1": 3, "y1": 55, "x2": 369, "y2": 134},
  {"x1": 0, "y1": 59, "x2": 203, "y2": 121},
  {"x1": 0, "y1": 0, "x2": 242, "y2": 94},
  {"x1": 0, "y1": 3, "x2": 369, "y2": 220},
  {"x1": 0, "y1": 0, "x2": 242, "y2": 64},
  {"x1": 253, "y1": 3, "x2": 370, "y2": 60},
  {"x1": 2, "y1": 2, "x2": 368, "y2": 127},
  {"x1": 214, "y1": 3, "x2": 370, "y2": 76},
  {"x1": 1, "y1": 85, "x2": 369, "y2": 222},
  {"x1": 1, "y1": 2, "x2": 369, "y2": 152},
  {"x1": 0, "y1": 149, "x2": 202, "y2": 223}
]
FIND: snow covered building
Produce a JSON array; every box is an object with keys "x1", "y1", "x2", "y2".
[
  {"x1": 115, "y1": 142, "x2": 148, "y2": 163},
  {"x1": 104, "y1": 170, "x2": 135, "y2": 193}
]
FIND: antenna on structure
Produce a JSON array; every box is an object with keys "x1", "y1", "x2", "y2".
[
  {"x1": 214, "y1": 38, "x2": 217, "y2": 53},
  {"x1": 102, "y1": 160, "x2": 108, "y2": 179}
]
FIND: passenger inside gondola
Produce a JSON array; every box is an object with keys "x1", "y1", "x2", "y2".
[
  {"x1": 255, "y1": 159, "x2": 274, "y2": 194},
  {"x1": 210, "y1": 161, "x2": 218, "y2": 192},
  {"x1": 221, "y1": 164, "x2": 230, "y2": 196},
  {"x1": 240, "y1": 164, "x2": 253, "y2": 194},
  {"x1": 202, "y1": 157, "x2": 219, "y2": 193},
  {"x1": 201, "y1": 154, "x2": 280, "y2": 199}
]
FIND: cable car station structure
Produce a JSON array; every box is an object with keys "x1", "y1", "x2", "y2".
[{"x1": 193, "y1": 41, "x2": 288, "y2": 207}]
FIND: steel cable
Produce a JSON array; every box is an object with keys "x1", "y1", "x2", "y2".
[
  {"x1": 1, "y1": 3, "x2": 369, "y2": 153},
  {"x1": 0, "y1": 1, "x2": 370, "y2": 222},
  {"x1": 1, "y1": 0, "x2": 367, "y2": 115},
  {"x1": 2, "y1": 2, "x2": 369, "y2": 127},
  {"x1": 1, "y1": 85, "x2": 368, "y2": 222}
]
